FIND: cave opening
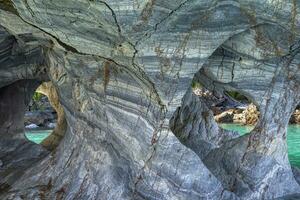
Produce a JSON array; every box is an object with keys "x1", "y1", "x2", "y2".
[
  {"x1": 24, "y1": 87, "x2": 57, "y2": 144},
  {"x1": 25, "y1": 81, "x2": 67, "y2": 150},
  {"x1": 192, "y1": 81, "x2": 258, "y2": 134},
  {"x1": 0, "y1": 80, "x2": 50, "y2": 193},
  {"x1": 191, "y1": 81, "x2": 300, "y2": 168},
  {"x1": 0, "y1": 79, "x2": 67, "y2": 150},
  {"x1": 0, "y1": 79, "x2": 68, "y2": 193}
]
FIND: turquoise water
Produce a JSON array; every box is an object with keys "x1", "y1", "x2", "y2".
[
  {"x1": 220, "y1": 124, "x2": 300, "y2": 167},
  {"x1": 25, "y1": 125, "x2": 300, "y2": 167},
  {"x1": 25, "y1": 130, "x2": 52, "y2": 144}
]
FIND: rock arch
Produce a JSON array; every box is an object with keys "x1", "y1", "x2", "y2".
[
  {"x1": 36, "y1": 81, "x2": 67, "y2": 150},
  {"x1": 0, "y1": 0, "x2": 300, "y2": 199}
]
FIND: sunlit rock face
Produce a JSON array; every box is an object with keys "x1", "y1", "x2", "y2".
[
  {"x1": 36, "y1": 82, "x2": 67, "y2": 150},
  {"x1": 0, "y1": 0, "x2": 300, "y2": 199}
]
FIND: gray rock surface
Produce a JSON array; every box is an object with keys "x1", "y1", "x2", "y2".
[
  {"x1": 0, "y1": 0, "x2": 299, "y2": 199},
  {"x1": 0, "y1": 80, "x2": 49, "y2": 194},
  {"x1": 170, "y1": 88, "x2": 239, "y2": 158},
  {"x1": 292, "y1": 166, "x2": 300, "y2": 185}
]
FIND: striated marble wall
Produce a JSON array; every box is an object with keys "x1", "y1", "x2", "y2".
[{"x1": 0, "y1": 0, "x2": 300, "y2": 199}]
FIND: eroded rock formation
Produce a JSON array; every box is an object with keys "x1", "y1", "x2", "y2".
[
  {"x1": 0, "y1": 0, "x2": 300, "y2": 199},
  {"x1": 36, "y1": 82, "x2": 67, "y2": 150},
  {"x1": 0, "y1": 80, "x2": 49, "y2": 194}
]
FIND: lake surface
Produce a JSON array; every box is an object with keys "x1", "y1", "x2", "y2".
[
  {"x1": 25, "y1": 124, "x2": 300, "y2": 167},
  {"x1": 25, "y1": 129, "x2": 52, "y2": 144},
  {"x1": 220, "y1": 124, "x2": 300, "y2": 167}
]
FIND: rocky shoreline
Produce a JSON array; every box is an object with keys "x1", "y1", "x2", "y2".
[
  {"x1": 214, "y1": 104, "x2": 300, "y2": 125},
  {"x1": 193, "y1": 88, "x2": 300, "y2": 125}
]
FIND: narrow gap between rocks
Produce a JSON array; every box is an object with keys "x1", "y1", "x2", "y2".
[
  {"x1": 192, "y1": 82, "x2": 258, "y2": 135},
  {"x1": 24, "y1": 81, "x2": 67, "y2": 151},
  {"x1": 24, "y1": 88, "x2": 57, "y2": 144}
]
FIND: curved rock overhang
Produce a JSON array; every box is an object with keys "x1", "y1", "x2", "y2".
[
  {"x1": 0, "y1": 21, "x2": 51, "y2": 194},
  {"x1": 0, "y1": 0, "x2": 299, "y2": 199},
  {"x1": 36, "y1": 82, "x2": 67, "y2": 150}
]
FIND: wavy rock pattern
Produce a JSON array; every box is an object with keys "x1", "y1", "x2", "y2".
[
  {"x1": 36, "y1": 81, "x2": 67, "y2": 150},
  {"x1": 0, "y1": 0, "x2": 300, "y2": 199}
]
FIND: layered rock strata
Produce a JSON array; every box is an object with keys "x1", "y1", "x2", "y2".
[
  {"x1": 37, "y1": 82, "x2": 67, "y2": 150},
  {"x1": 0, "y1": 0, "x2": 299, "y2": 199}
]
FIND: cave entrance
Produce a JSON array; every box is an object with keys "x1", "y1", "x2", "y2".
[
  {"x1": 191, "y1": 81, "x2": 300, "y2": 168},
  {"x1": 24, "y1": 90, "x2": 56, "y2": 144},
  {"x1": 192, "y1": 82, "x2": 257, "y2": 135},
  {"x1": 0, "y1": 80, "x2": 66, "y2": 193},
  {"x1": 24, "y1": 82, "x2": 67, "y2": 150}
]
